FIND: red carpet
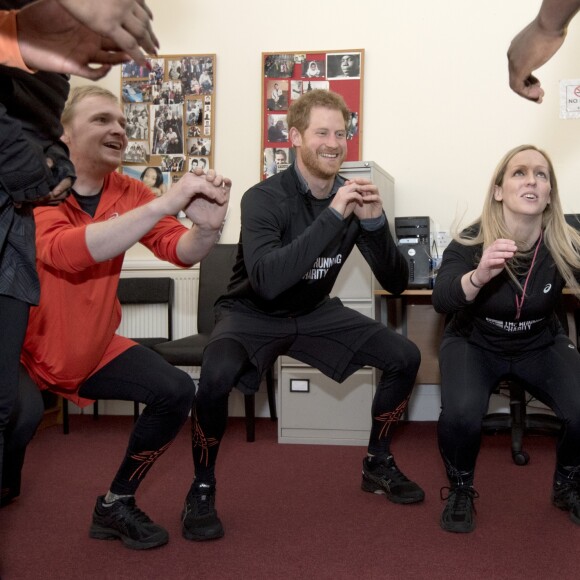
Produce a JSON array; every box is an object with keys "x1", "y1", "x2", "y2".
[{"x1": 1, "y1": 416, "x2": 578, "y2": 579}]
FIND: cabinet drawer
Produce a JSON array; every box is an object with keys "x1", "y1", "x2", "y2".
[{"x1": 278, "y1": 361, "x2": 375, "y2": 445}]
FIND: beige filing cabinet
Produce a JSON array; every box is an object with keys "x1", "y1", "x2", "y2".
[{"x1": 278, "y1": 161, "x2": 395, "y2": 445}]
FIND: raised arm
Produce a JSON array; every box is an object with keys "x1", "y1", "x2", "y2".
[
  {"x1": 55, "y1": 0, "x2": 159, "y2": 66},
  {"x1": 85, "y1": 170, "x2": 230, "y2": 265},
  {"x1": 15, "y1": 0, "x2": 132, "y2": 80},
  {"x1": 508, "y1": 0, "x2": 580, "y2": 102}
]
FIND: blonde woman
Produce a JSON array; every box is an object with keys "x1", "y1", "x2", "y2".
[{"x1": 433, "y1": 144, "x2": 580, "y2": 533}]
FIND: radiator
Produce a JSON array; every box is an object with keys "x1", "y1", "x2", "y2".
[{"x1": 117, "y1": 269, "x2": 199, "y2": 340}]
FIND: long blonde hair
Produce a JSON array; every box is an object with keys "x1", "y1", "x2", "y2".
[{"x1": 458, "y1": 144, "x2": 580, "y2": 296}]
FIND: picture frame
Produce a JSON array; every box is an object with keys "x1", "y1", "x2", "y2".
[
  {"x1": 120, "y1": 54, "x2": 216, "y2": 197},
  {"x1": 261, "y1": 49, "x2": 364, "y2": 180}
]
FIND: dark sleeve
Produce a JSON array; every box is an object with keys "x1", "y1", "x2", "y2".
[
  {"x1": 432, "y1": 240, "x2": 478, "y2": 313},
  {"x1": 0, "y1": 103, "x2": 52, "y2": 202},
  {"x1": 240, "y1": 187, "x2": 346, "y2": 301},
  {"x1": 356, "y1": 214, "x2": 409, "y2": 295}
]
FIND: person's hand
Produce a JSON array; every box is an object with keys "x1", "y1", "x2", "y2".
[
  {"x1": 160, "y1": 169, "x2": 230, "y2": 228},
  {"x1": 472, "y1": 239, "x2": 518, "y2": 286},
  {"x1": 183, "y1": 169, "x2": 231, "y2": 230},
  {"x1": 507, "y1": 19, "x2": 567, "y2": 103},
  {"x1": 32, "y1": 177, "x2": 72, "y2": 205},
  {"x1": 330, "y1": 181, "x2": 365, "y2": 218},
  {"x1": 55, "y1": 0, "x2": 159, "y2": 66},
  {"x1": 17, "y1": 0, "x2": 130, "y2": 80},
  {"x1": 330, "y1": 179, "x2": 382, "y2": 219},
  {"x1": 31, "y1": 156, "x2": 73, "y2": 206},
  {"x1": 347, "y1": 179, "x2": 383, "y2": 221}
]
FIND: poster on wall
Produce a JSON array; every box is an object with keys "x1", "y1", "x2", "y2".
[
  {"x1": 559, "y1": 79, "x2": 580, "y2": 119},
  {"x1": 261, "y1": 49, "x2": 364, "y2": 180},
  {"x1": 120, "y1": 54, "x2": 216, "y2": 197}
]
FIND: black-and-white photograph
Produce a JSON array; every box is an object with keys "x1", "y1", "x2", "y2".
[
  {"x1": 302, "y1": 59, "x2": 325, "y2": 78},
  {"x1": 157, "y1": 81, "x2": 183, "y2": 105},
  {"x1": 187, "y1": 138, "x2": 211, "y2": 156},
  {"x1": 188, "y1": 125, "x2": 202, "y2": 138},
  {"x1": 301, "y1": 80, "x2": 330, "y2": 93},
  {"x1": 326, "y1": 52, "x2": 361, "y2": 79},
  {"x1": 160, "y1": 155, "x2": 186, "y2": 173},
  {"x1": 123, "y1": 141, "x2": 149, "y2": 164},
  {"x1": 186, "y1": 98, "x2": 203, "y2": 126},
  {"x1": 291, "y1": 80, "x2": 303, "y2": 100},
  {"x1": 151, "y1": 104, "x2": 184, "y2": 155},
  {"x1": 124, "y1": 104, "x2": 149, "y2": 140},
  {"x1": 347, "y1": 112, "x2": 359, "y2": 140},
  {"x1": 264, "y1": 53, "x2": 295, "y2": 78},
  {"x1": 267, "y1": 80, "x2": 288, "y2": 111},
  {"x1": 267, "y1": 115, "x2": 288, "y2": 143},
  {"x1": 263, "y1": 147, "x2": 291, "y2": 179},
  {"x1": 167, "y1": 59, "x2": 184, "y2": 81},
  {"x1": 188, "y1": 157, "x2": 209, "y2": 173}
]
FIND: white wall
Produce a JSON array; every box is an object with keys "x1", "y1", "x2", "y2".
[
  {"x1": 80, "y1": 0, "x2": 580, "y2": 241},
  {"x1": 72, "y1": 0, "x2": 580, "y2": 419}
]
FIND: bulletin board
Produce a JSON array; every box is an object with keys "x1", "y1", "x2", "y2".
[
  {"x1": 261, "y1": 49, "x2": 364, "y2": 181},
  {"x1": 119, "y1": 54, "x2": 216, "y2": 197}
]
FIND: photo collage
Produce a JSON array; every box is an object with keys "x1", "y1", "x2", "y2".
[
  {"x1": 120, "y1": 54, "x2": 216, "y2": 200},
  {"x1": 262, "y1": 50, "x2": 363, "y2": 180}
]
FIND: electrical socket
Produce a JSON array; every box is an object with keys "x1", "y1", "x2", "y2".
[{"x1": 435, "y1": 230, "x2": 452, "y2": 251}]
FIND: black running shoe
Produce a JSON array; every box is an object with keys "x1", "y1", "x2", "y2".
[
  {"x1": 361, "y1": 455, "x2": 425, "y2": 504},
  {"x1": 89, "y1": 495, "x2": 169, "y2": 550},
  {"x1": 552, "y1": 481, "x2": 580, "y2": 525},
  {"x1": 440, "y1": 486, "x2": 479, "y2": 533},
  {"x1": 182, "y1": 481, "x2": 225, "y2": 541}
]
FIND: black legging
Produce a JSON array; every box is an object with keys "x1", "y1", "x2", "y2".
[
  {"x1": 1, "y1": 365, "x2": 44, "y2": 500},
  {"x1": 193, "y1": 328, "x2": 420, "y2": 479},
  {"x1": 0, "y1": 295, "x2": 30, "y2": 498},
  {"x1": 438, "y1": 333, "x2": 580, "y2": 486},
  {"x1": 78, "y1": 345, "x2": 195, "y2": 495}
]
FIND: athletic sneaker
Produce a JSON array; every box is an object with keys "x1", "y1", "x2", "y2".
[
  {"x1": 440, "y1": 485, "x2": 479, "y2": 533},
  {"x1": 89, "y1": 495, "x2": 169, "y2": 550},
  {"x1": 182, "y1": 480, "x2": 225, "y2": 541},
  {"x1": 361, "y1": 455, "x2": 425, "y2": 504},
  {"x1": 552, "y1": 481, "x2": 580, "y2": 525}
]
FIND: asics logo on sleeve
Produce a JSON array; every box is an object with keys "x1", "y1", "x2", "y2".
[{"x1": 543, "y1": 284, "x2": 552, "y2": 293}]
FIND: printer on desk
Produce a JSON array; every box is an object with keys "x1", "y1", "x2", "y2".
[{"x1": 395, "y1": 216, "x2": 434, "y2": 288}]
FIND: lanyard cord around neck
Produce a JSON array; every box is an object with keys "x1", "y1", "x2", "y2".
[{"x1": 514, "y1": 229, "x2": 543, "y2": 320}]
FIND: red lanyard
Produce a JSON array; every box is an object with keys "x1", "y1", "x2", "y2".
[{"x1": 514, "y1": 230, "x2": 543, "y2": 321}]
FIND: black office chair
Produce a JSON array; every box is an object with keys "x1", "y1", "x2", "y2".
[
  {"x1": 61, "y1": 277, "x2": 174, "y2": 434},
  {"x1": 482, "y1": 379, "x2": 562, "y2": 465},
  {"x1": 153, "y1": 244, "x2": 277, "y2": 442}
]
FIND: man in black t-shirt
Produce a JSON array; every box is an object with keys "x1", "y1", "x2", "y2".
[{"x1": 182, "y1": 90, "x2": 425, "y2": 542}]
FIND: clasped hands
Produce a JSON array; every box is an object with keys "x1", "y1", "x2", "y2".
[
  {"x1": 331, "y1": 178, "x2": 382, "y2": 220},
  {"x1": 165, "y1": 167, "x2": 231, "y2": 231}
]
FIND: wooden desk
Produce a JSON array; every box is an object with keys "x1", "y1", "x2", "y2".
[{"x1": 374, "y1": 289, "x2": 443, "y2": 384}]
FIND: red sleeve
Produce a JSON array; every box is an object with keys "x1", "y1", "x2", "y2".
[{"x1": 0, "y1": 11, "x2": 34, "y2": 72}]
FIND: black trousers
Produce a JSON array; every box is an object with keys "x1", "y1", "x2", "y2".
[
  {"x1": 0, "y1": 295, "x2": 31, "y2": 500},
  {"x1": 79, "y1": 345, "x2": 196, "y2": 495},
  {"x1": 193, "y1": 300, "x2": 421, "y2": 479},
  {"x1": 438, "y1": 333, "x2": 580, "y2": 486}
]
